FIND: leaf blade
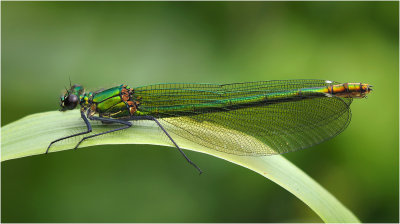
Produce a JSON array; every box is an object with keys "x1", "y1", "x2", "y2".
[{"x1": 1, "y1": 110, "x2": 360, "y2": 223}]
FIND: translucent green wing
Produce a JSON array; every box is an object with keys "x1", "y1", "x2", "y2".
[
  {"x1": 134, "y1": 80, "x2": 352, "y2": 155},
  {"x1": 158, "y1": 96, "x2": 352, "y2": 155}
]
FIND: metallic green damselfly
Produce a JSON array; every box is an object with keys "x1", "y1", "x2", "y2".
[{"x1": 47, "y1": 80, "x2": 372, "y2": 174}]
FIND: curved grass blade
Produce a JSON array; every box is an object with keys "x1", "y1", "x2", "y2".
[{"x1": 1, "y1": 110, "x2": 360, "y2": 222}]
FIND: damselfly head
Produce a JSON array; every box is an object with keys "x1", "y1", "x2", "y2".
[
  {"x1": 60, "y1": 94, "x2": 78, "y2": 111},
  {"x1": 59, "y1": 84, "x2": 84, "y2": 111}
]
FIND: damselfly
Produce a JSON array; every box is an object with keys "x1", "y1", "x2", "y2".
[{"x1": 47, "y1": 80, "x2": 372, "y2": 174}]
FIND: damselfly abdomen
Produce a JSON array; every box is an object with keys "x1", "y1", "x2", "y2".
[{"x1": 47, "y1": 80, "x2": 372, "y2": 174}]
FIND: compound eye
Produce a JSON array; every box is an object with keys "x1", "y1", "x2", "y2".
[{"x1": 65, "y1": 94, "x2": 78, "y2": 109}]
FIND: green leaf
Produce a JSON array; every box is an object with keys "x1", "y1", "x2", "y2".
[{"x1": 1, "y1": 110, "x2": 360, "y2": 223}]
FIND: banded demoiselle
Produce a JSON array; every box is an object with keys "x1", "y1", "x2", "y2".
[{"x1": 46, "y1": 80, "x2": 372, "y2": 174}]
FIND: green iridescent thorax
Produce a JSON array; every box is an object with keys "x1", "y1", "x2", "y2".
[
  {"x1": 93, "y1": 85, "x2": 125, "y2": 112},
  {"x1": 87, "y1": 84, "x2": 135, "y2": 118},
  {"x1": 92, "y1": 86, "x2": 125, "y2": 103}
]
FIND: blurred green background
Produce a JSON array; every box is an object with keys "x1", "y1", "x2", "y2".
[{"x1": 2, "y1": 1, "x2": 398, "y2": 222}]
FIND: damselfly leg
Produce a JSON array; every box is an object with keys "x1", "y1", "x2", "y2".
[
  {"x1": 73, "y1": 116, "x2": 132, "y2": 149},
  {"x1": 130, "y1": 115, "x2": 203, "y2": 174},
  {"x1": 46, "y1": 110, "x2": 92, "y2": 154},
  {"x1": 47, "y1": 112, "x2": 202, "y2": 174}
]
